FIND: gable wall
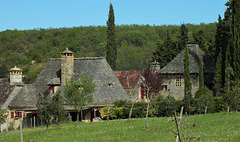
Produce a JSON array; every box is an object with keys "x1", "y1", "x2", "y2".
[{"x1": 160, "y1": 74, "x2": 199, "y2": 100}]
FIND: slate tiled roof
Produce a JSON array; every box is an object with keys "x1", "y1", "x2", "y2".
[
  {"x1": 0, "y1": 79, "x2": 15, "y2": 105},
  {"x1": 114, "y1": 71, "x2": 142, "y2": 89},
  {"x1": 9, "y1": 57, "x2": 128, "y2": 108},
  {"x1": 9, "y1": 85, "x2": 38, "y2": 108},
  {"x1": 160, "y1": 44, "x2": 214, "y2": 74}
]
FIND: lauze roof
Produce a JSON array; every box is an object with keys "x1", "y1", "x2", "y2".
[
  {"x1": 0, "y1": 79, "x2": 15, "y2": 105},
  {"x1": 160, "y1": 44, "x2": 214, "y2": 74},
  {"x1": 9, "y1": 57, "x2": 128, "y2": 108},
  {"x1": 114, "y1": 71, "x2": 142, "y2": 89}
]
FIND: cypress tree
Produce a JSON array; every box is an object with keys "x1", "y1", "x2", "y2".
[
  {"x1": 199, "y1": 58, "x2": 204, "y2": 89},
  {"x1": 230, "y1": 0, "x2": 240, "y2": 82},
  {"x1": 183, "y1": 46, "x2": 192, "y2": 113},
  {"x1": 213, "y1": 49, "x2": 223, "y2": 96},
  {"x1": 106, "y1": 3, "x2": 117, "y2": 70}
]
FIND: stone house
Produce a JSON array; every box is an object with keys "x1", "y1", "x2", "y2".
[
  {"x1": 115, "y1": 44, "x2": 214, "y2": 101},
  {"x1": 114, "y1": 71, "x2": 147, "y2": 101},
  {"x1": 159, "y1": 44, "x2": 214, "y2": 99},
  {"x1": 0, "y1": 48, "x2": 128, "y2": 131}
]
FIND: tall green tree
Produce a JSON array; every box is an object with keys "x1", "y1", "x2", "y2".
[
  {"x1": 152, "y1": 31, "x2": 176, "y2": 68},
  {"x1": 183, "y1": 46, "x2": 192, "y2": 113},
  {"x1": 106, "y1": 3, "x2": 117, "y2": 70},
  {"x1": 193, "y1": 30, "x2": 207, "y2": 53},
  {"x1": 51, "y1": 93, "x2": 67, "y2": 125},
  {"x1": 213, "y1": 49, "x2": 223, "y2": 96},
  {"x1": 64, "y1": 75, "x2": 95, "y2": 124},
  {"x1": 37, "y1": 91, "x2": 52, "y2": 131},
  {"x1": 178, "y1": 24, "x2": 188, "y2": 53},
  {"x1": 230, "y1": 0, "x2": 240, "y2": 82},
  {"x1": 199, "y1": 58, "x2": 204, "y2": 89}
]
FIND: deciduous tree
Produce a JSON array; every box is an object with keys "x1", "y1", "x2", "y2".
[
  {"x1": 141, "y1": 66, "x2": 163, "y2": 129},
  {"x1": 64, "y1": 75, "x2": 95, "y2": 124}
]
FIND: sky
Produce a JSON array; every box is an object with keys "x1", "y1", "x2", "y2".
[{"x1": 0, "y1": 0, "x2": 228, "y2": 31}]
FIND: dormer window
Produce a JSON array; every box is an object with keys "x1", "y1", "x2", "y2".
[{"x1": 49, "y1": 86, "x2": 55, "y2": 96}]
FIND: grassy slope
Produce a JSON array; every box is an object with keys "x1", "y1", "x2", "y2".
[{"x1": 1, "y1": 112, "x2": 239, "y2": 142}]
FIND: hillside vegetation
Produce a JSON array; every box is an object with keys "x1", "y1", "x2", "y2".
[
  {"x1": 0, "y1": 112, "x2": 239, "y2": 142},
  {"x1": 0, "y1": 23, "x2": 217, "y2": 83}
]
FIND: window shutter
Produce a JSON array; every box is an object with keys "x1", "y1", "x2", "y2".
[
  {"x1": 49, "y1": 87, "x2": 51, "y2": 94},
  {"x1": 19, "y1": 112, "x2": 22, "y2": 118},
  {"x1": 53, "y1": 86, "x2": 55, "y2": 94},
  {"x1": 11, "y1": 112, "x2": 14, "y2": 118},
  {"x1": 141, "y1": 87, "x2": 144, "y2": 99}
]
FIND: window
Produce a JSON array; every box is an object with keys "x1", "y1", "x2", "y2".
[
  {"x1": 141, "y1": 86, "x2": 145, "y2": 99},
  {"x1": 49, "y1": 86, "x2": 55, "y2": 96},
  {"x1": 11, "y1": 112, "x2": 14, "y2": 118},
  {"x1": 15, "y1": 111, "x2": 22, "y2": 118},
  {"x1": 163, "y1": 85, "x2": 168, "y2": 91},
  {"x1": 176, "y1": 77, "x2": 181, "y2": 86}
]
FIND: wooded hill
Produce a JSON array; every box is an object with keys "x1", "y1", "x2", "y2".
[{"x1": 0, "y1": 23, "x2": 217, "y2": 83}]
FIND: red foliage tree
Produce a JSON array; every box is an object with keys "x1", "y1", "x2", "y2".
[{"x1": 141, "y1": 65, "x2": 163, "y2": 129}]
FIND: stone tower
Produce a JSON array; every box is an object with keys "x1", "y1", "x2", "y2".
[
  {"x1": 61, "y1": 48, "x2": 74, "y2": 86},
  {"x1": 10, "y1": 66, "x2": 23, "y2": 85}
]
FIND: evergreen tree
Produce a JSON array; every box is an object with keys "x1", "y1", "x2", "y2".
[
  {"x1": 152, "y1": 31, "x2": 176, "y2": 68},
  {"x1": 193, "y1": 30, "x2": 207, "y2": 53},
  {"x1": 152, "y1": 40, "x2": 166, "y2": 67},
  {"x1": 106, "y1": 3, "x2": 117, "y2": 70},
  {"x1": 199, "y1": 58, "x2": 204, "y2": 89},
  {"x1": 51, "y1": 93, "x2": 67, "y2": 125},
  {"x1": 178, "y1": 24, "x2": 188, "y2": 53},
  {"x1": 37, "y1": 91, "x2": 52, "y2": 131},
  {"x1": 183, "y1": 46, "x2": 192, "y2": 113},
  {"x1": 213, "y1": 50, "x2": 223, "y2": 96},
  {"x1": 230, "y1": 0, "x2": 240, "y2": 82},
  {"x1": 163, "y1": 30, "x2": 177, "y2": 62}
]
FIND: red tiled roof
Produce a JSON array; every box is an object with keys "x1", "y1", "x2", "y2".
[
  {"x1": 0, "y1": 78, "x2": 15, "y2": 105},
  {"x1": 114, "y1": 71, "x2": 142, "y2": 89}
]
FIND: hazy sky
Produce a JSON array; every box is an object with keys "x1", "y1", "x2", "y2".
[{"x1": 0, "y1": 0, "x2": 228, "y2": 31}]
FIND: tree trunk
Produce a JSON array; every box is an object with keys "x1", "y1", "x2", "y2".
[
  {"x1": 145, "y1": 101, "x2": 150, "y2": 129},
  {"x1": 128, "y1": 102, "x2": 134, "y2": 122},
  {"x1": 174, "y1": 111, "x2": 181, "y2": 142},
  {"x1": 145, "y1": 88, "x2": 150, "y2": 129},
  {"x1": 227, "y1": 106, "x2": 230, "y2": 113},
  {"x1": 46, "y1": 123, "x2": 49, "y2": 131},
  {"x1": 204, "y1": 106, "x2": 208, "y2": 115},
  {"x1": 176, "y1": 106, "x2": 183, "y2": 142},
  {"x1": 77, "y1": 110, "x2": 80, "y2": 124},
  {"x1": 20, "y1": 118, "x2": 23, "y2": 142},
  {"x1": 81, "y1": 109, "x2": 83, "y2": 122}
]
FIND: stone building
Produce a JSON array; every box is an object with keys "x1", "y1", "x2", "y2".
[
  {"x1": 114, "y1": 71, "x2": 147, "y2": 101},
  {"x1": 0, "y1": 48, "x2": 128, "y2": 131},
  {"x1": 159, "y1": 44, "x2": 214, "y2": 99}
]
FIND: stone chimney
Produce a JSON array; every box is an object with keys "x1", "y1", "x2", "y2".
[
  {"x1": 150, "y1": 61, "x2": 160, "y2": 71},
  {"x1": 10, "y1": 66, "x2": 23, "y2": 85},
  {"x1": 61, "y1": 47, "x2": 74, "y2": 86}
]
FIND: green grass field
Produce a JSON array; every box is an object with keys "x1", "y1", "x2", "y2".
[{"x1": 1, "y1": 112, "x2": 240, "y2": 142}]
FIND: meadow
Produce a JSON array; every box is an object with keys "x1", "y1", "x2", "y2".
[{"x1": 0, "y1": 112, "x2": 239, "y2": 142}]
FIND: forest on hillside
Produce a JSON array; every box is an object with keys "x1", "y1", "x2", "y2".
[{"x1": 0, "y1": 23, "x2": 217, "y2": 83}]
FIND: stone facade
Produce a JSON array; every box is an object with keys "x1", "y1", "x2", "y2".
[
  {"x1": 9, "y1": 66, "x2": 23, "y2": 86},
  {"x1": 160, "y1": 73, "x2": 199, "y2": 100},
  {"x1": 159, "y1": 44, "x2": 214, "y2": 100},
  {"x1": 61, "y1": 48, "x2": 74, "y2": 86}
]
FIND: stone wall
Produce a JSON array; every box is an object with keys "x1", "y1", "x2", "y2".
[
  {"x1": 61, "y1": 55, "x2": 74, "y2": 86},
  {"x1": 160, "y1": 73, "x2": 199, "y2": 100}
]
